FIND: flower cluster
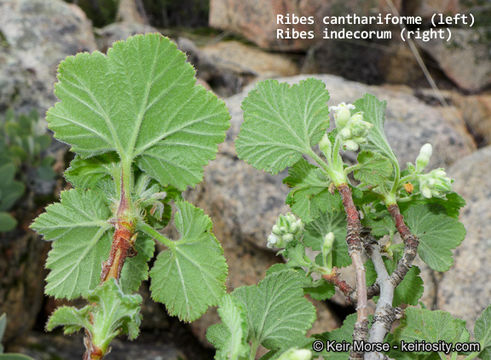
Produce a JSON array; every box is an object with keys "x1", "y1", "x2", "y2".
[
  {"x1": 331, "y1": 103, "x2": 373, "y2": 151},
  {"x1": 267, "y1": 213, "x2": 304, "y2": 249},
  {"x1": 406, "y1": 144, "x2": 453, "y2": 199},
  {"x1": 419, "y1": 168, "x2": 453, "y2": 199}
]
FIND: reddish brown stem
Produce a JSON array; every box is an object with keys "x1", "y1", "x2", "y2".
[
  {"x1": 84, "y1": 173, "x2": 137, "y2": 360},
  {"x1": 387, "y1": 204, "x2": 419, "y2": 286},
  {"x1": 322, "y1": 268, "x2": 355, "y2": 301},
  {"x1": 337, "y1": 184, "x2": 368, "y2": 359}
]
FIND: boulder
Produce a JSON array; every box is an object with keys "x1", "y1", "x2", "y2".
[
  {"x1": 209, "y1": 0, "x2": 401, "y2": 51},
  {"x1": 0, "y1": 0, "x2": 97, "y2": 342},
  {"x1": 417, "y1": 29, "x2": 491, "y2": 92},
  {"x1": 438, "y1": 146, "x2": 491, "y2": 329},
  {"x1": 0, "y1": 0, "x2": 97, "y2": 96},
  {"x1": 453, "y1": 94, "x2": 491, "y2": 147},
  {"x1": 95, "y1": 22, "x2": 159, "y2": 52}
]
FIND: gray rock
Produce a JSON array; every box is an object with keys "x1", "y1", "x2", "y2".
[
  {"x1": 0, "y1": 0, "x2": 97, "y2": 99},
  {"x1": 0, "y1": 0, "x2": 97, "y2": 342},
  {"x1": 418, "y1": 29, "x2": 491, "y2": 92},
  {"x1": 438, "y1": 146, "x2": 491, "y2": 329},
  {"x1": 96, "y1": 22, "x2": 159, "y2": 52}
]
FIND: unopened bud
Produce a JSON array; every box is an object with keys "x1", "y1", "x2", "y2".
[
  {"x1": 319, "y1": 133, "x2": 331, "y2": 157},
  {"x1": 416, "y1": 143, "x2": 432, "y2": 171},
  {"x1": 277, "y1": 348, "x2": 312, "y2": 360},
  {"x1": 331, "y1": 102, "x2": 355, "y2": 128}
]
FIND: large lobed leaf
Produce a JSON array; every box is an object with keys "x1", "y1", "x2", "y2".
[
  {"x1": 236, "y1": 78, "x2": 330, "y2": 174},
  {"x1": 404, "y1": 204, "x2": 466, "y2": 272},
  {"x1": 284, "y1": 158, "x2": 341, "y2": 222},
  {"x1": 392, "y1": 307, "x2": 469, "y2": 354},
  {"x1": 149, "y1": 201, "x2": 228, "y2": 322},
  {"x1": 303, "y1": 210, "x2": 351, "y2": 268},
  {"x1": 48, "y1": 33, "x2": 230, "y2": 190},
  {"x1": 232, "y1": 270, "x2": 316, "y2": 351},
  {"x1": 31, "y1": 189, "x2": 113, "y2": 299}
]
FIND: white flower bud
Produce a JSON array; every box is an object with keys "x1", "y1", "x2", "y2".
[
  {"x1": 343, "y1": 140, "x2": 359, "y2": 151},
  {"x1": 416, "y1": 143, "x2": 432, "y2": 171},
  {"x1": 277, "y1": 348, "x2": 312, "y2": 360},
  {"x1": 322, "y1": 232, "x2": 335, "y2": 253},
  {"x1": 339, "y1": 127, "x2": 351, "y2": 139},
  {"x1": 331, "y1": 102, "x2": 355, "y2": 128}
]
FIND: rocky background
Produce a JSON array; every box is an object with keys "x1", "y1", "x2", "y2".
[{"x1": 0, "y1": 0, "x2": 490, "y2": 359}]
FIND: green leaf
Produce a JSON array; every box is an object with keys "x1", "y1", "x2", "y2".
[
  {"x1": 47, "y1": 34, "x2": 230, "y2": 190},
  {"x1": 365, "y1": 252, "x2": 423, "y2": 306},
  {"x1": 362, "y1": 209, "x2": 395, "y2": 238},
  {"x1": 404, "y1": 204, "x2": 466, "y2": 272},
  {"x1": 0, "y1": 213, "x2": 17, "y2": 232},
  {"x1": 398, "y1": 192, "x2": 466, "y2": 219},
  {"x1": 0, "y1": 313, "x2": 6, "y2": 350},
  {"x1": 304, "y1": 280, "x2": 335, "y2": 301},
  {"x1": 354, "y1": 94, "x2": 398, "y2": 168},
  {"x1": 207, "y1": 294, "x2": 250, "y2": 360},
  {"x1": 48, "y1": 280, "x2": 142, "y2": 353},
  {"x1": 284, "y1": 159, "x2": 341, "y2": 222},
  {"x1": 0, "y1": 163, "x2": 24, "y2": 212},
  {"x1": 392, "y1": 307, "x2": 469, "y2": 354},
  {"x1": 150, "y1": 201, "x2": 227, "y2": 322},
  {"x1": 31, "y1": 189, "x2": 113, "y2": 299},
  {"x1": 303, "y1": 211, "x2": 351, "y2": 268},
  {"x1": 46, "y1": 305, "x2": 92, "y2": 334},
  {"x1": 236, "y1": 78, "x2": 330, "y2": 174},
  {"x1": 120, "y1": 234, "x2": 155, "y2": 293},
  {"x1": 313, "y1": 313, "x2": 357, "y2": 360},
  {"x1": 475, "y1": 305, "x2": 491, "y2": 357},
  {"x1": 354, "y1": 151, "x2": 393, "y2": 193},
  {"x1": 232, "y1": 270, "x2": 316, "y2": 351},
  {"x1": 64, "y1": 153, "x2": 120, "y2": 190},
  {"x1": 87, "y1": 279, "x2": 142, "y2": 347}
]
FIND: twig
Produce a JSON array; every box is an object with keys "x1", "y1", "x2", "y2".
[
  {"x1": 84, "y1": 172, "x2": 137, "y2": 360},
  {"x1": 322, "y1": 267, "x2": 355, "y2": 301},
  {"x1": 350, "y1": 204, "x2": 419, "y2": 303},
  {"x1": 365, "y1": 242, "x2": 396, "y2": 360},
  {"x1": 386, "y1": 204, "x2": 419, "y2": 287},
  {"x1": 337, "y1": 184, "x2": 369, "y2": 359}
]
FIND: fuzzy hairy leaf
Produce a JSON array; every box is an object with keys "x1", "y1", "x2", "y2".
[
  {"x1": 475, "y1": 305, "x2": 491, "y2": 358},
  {"x1": 150, "y1": 201, "x2": 227, "y2": 322},
  {"x1": 31, "y1": 189, "x2": 112, "y2": 299},
  {"x1": 284, "y1": 158, "x2": 341, "y2": 222},
  {"x1": 398, "y1": 192, "x2": 466, "y2": 219},
  {"x1": 303, "y1": 210, "x2": 351, "y2": 268},
  {"x1": 236, "y1": 79, "x2": 330, "y2": 174},
  {"x1": 47, "y1": 34, "x2": 230, "y2": 190},
  {"x1": 87, "y1": 279, "x2": 142, "y2": 344},
  {"x1": 354, "y1": 150, "x2": 393, "y2": 193},
  {"x1": 207, "y1": 294, "x2": 250, "y2": 360},
  {"x1": 354, "y1": 94, "x2": 397, "y2": 167},
  {"x1": 46, "y1": 306, "x2": 92, "y2": 335},
  {"x1": 64, "y1": 153, "x2": 120, "y2": 190},
  {"x1": 232, "y1": 270, "x2": 316, "y2": 351},
  {"x1": 404, "y1": 204, "x2": 466, "y2": 272},
  {"x1": 48, "y1": 280, "x2": 142, "y2": 352},
  {"x1": 393, "y1": 307, "x2": 469, "y2": 354}
]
